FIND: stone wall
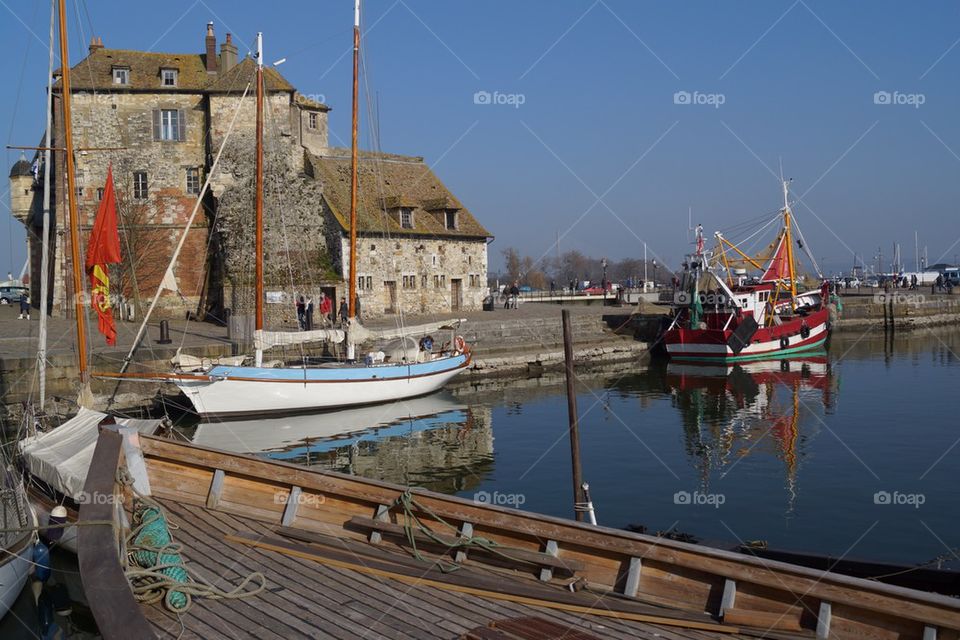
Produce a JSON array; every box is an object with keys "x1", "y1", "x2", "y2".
[{"x1": 346, "y1": 234, "x2": 488, "y2": 316}]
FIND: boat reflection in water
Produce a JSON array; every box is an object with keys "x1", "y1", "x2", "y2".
[
  {"x1": 663, "y1": 353, "x2": 837, "y2": 511},
  {"x1": 191, "y1": 392, "x2": 494, "y2": 494}
]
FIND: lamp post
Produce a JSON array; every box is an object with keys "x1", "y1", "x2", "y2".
[
  {"x1": 652, "y1": 259, "x2": 658, "y2": 289},
  {"x1": 601, "y1": 258, "x2": 608, "y2": 300}
]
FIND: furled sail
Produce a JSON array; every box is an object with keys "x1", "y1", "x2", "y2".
[
  {"x1": 760, "y1": 234, "x2": 790, "y2": 282},
  {"x1": 254, "y1": 328, "x2": 346, "y2": 351},
  {"x1": 348, "y1": 319, "x2": 466, "y2": 344}
]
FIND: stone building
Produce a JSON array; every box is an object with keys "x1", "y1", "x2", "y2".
[{"x1": 7, "y1": 21, "x2": 488, "y2": 322}]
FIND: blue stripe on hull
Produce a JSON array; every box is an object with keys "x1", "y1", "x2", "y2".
[{"x1": 207, "y1": 353, "x2": 469, "y2": 382}]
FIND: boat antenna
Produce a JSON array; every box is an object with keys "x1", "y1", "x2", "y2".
[{"x1": 255, "y1": 32, "x2": 265, "y2": 333}]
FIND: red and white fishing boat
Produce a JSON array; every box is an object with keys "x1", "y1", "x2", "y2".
[{"x1": 662, "y1": 180, "x2": 834, "y2": 362}]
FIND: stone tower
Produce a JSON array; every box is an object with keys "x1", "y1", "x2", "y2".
[{"x1": 8, "y1": 154, "x2": 34, "y2": 225}]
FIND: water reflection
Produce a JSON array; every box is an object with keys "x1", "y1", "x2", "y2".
[
  {"x1": 188, "y1": 392, "x2": 495, "y2": 494},
  {"x1": 660, "y1": 355, "x2": 837, "y2": 512}
]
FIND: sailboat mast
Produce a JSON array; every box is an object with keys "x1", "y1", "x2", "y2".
[
  {"x1": 348, "y1": 0, "x2": 360, "y2": 318},
  {"x1": 782, "y1": 180, "x2": 798, "y2": 306},
  {"x1": 57, "y1": 0, "x2": 89, "y2": 381},
  {"x1": 38, "y1": 1, "x2": 56, "y2": 409},
  {"x1": 255, "y1": 32, "x2": 265, "y2": 331}
]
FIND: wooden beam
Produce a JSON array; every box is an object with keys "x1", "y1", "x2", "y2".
[
  {"x1": 455, "y1": 522, "x2": 473, "y2": 563},
  {"x1": 539, "y1": 540, "x2": 559, "y2": 582},
  {"x1": 281, "y1": 486, "x2": 301, "y2": 527},
  {"x1": 723, "y1": 608, "x2": 802, "y2": 631},
  {"x1": 623, "y1": 557, "x2": 642, "y2": 598},
  {"x1": 817, "y1": 601, "x2": 832, "y2": 638},
  {"x1": 368, "y1": 504, "x2": 389, "y2": 544},
  {"x1": 206, "y1": 468, "x2": 225, "y2": 509},
  {"x1": 720, "y1": 579, "x2": 736, "y2": 617},
  {"x1": 77, "y1": 430, "x2": 158, "y2": 640}
]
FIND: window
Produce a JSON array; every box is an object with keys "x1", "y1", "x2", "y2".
[
  {"x1": 358, "y1": 275, "x2": 373, "y2": 290},
  {"x1": 96, "y1": 188, "x2": 104, "y2": 201},
  {"x1": 112, "y1": 67, "x2": 129, "y2": 85},
  {"x1": 153, "y1": 109, "x2": 184, "y2": 142},
  {"x1": 370, "y1": 244, "x2": 376, "y2": 253},
  {"x1": 133, "y1": 171, "x2": 148, "y2": 199},
  {"x1": 399, "y1": 207, "x2": 414, "y2": 229},
  {"x1": 161, "y1": 69, "x2": 178, "y2": 87},
  {"x1": 433, "y1": 274, "x2": 446, "y2": 288},
  {"x1": 186, "y1": 168, "x2": 201, "y2": 194},
  {"x1": 308, "y1": 112, "x2": 318, "y2": 129},
  {"x1": 421, "y1": 274, "x2": 427, "y2": 288},
  {"x1": 444, "y1": 210, "x2": 458, "y2": 230},
  {"x1": 402, "y1": 275, "x2": 416, "y2": 290},
  {"x1": 75, "y1": 186, "x2": 83, "y2": 199}
]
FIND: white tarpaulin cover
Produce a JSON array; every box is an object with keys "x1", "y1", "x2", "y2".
[
  {"x1": 19, "y1": 407, "x2": 162, "y2": 501},
  {"x1": 254, "y1": 328, "x2": 345, "y2": 351}
]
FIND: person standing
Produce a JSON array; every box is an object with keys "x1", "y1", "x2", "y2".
[
  {"x1": 509, "y1": 281, "x2": 520, "y2": 309},
  {"x1": 18, "y1": 292, "x2": 30, "y2": 320},
  {"x1": 339, "y1": 297, "x2": 349, "y2": 325},
  {"x1": 305, "y1": 296, "x2": 315, "y2": 331},
  {"x1": 296, "y1": 295, "x2": 306, "y2": 330},
  {"x1": 318, "y1": 292, "x2": 332, "y2": 327}
]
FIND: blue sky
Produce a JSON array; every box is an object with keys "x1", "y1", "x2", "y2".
[{"x1": 3, "y1": 0, "x2": 960, "y2": 277}]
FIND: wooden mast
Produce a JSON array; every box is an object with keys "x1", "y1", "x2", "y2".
[
  {"x1": 255, "y1": 32, "x2": 265, "y2": 331},
  {"x1": 347, "y1": 0, "x2": 360, "y2": 318},
  {"x1": 782, "y1": 180, "x2": 798, "y2": 308},
  {"x1": 57, "y1": 0, "x2": 89, "y2": 382}
]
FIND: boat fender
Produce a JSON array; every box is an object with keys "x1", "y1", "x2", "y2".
[
  {"x1": 454, "y1": 335, "x2": 467, "y2": 353},
  {"x1": 33, "y1": 540, "x2": 51, "y2": 583},
  {"x1": 800, "y1": 323, "x2": 810, "y2": 339},
  {"x1": 780, "y1": 336, "x2": 789, "y2": 349},
  {"x1": 46, "y1": 505, "x2": 68, "y2": 543}
]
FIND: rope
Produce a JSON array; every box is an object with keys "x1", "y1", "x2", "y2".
[
  {"x1": 116, "y1": 468, "x2": 266, "y2": 612},
  {"x1": 392, "y1": 490, "x2": 557, "y2": 574}
]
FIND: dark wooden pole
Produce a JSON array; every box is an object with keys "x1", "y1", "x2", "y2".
[{"x1": 562, "y1": 309, "x2": 585, "y2": 521}]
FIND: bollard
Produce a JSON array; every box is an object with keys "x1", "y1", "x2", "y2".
[{"x1": 157, "y1": 319, "x2": 172, "y2": 344}]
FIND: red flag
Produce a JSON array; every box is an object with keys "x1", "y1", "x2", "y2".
[
  {"x1": 85, "y1": 166, "x2": 122, "y2": 345},
  {"x1": 760, "y1": 234, "x2": 790, "y2": 283}
]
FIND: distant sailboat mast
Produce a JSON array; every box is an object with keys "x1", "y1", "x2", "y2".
[{"x1": 348, "y1": 0, "x2": 360, "y2": 321}]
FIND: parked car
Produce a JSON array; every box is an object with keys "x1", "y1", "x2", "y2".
[{"x1": 0, "y1": 286, "x2": 27, "y2": 305}]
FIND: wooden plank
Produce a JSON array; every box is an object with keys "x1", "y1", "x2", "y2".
[
  {"x1": 817, "y1": 601, "x2": 832, "y2": 639},
  {"x1": 281, "y1": 486, "x2": 301, "y2": 527},
  {"x1": 77, "y1": 430, "x2": 159, "y2": 640},
  {"x1": 723, "y1": 608, "x2": 803, "y2": 631},
  {"x1": 492, "y1": 615, "x2": 603, "y2": 639},
  {"x1": 206, "y1": 468, "x2": 225, "y2": 509},
  {"x1": 720, "y1": 579, "x2": 736, "y2": 617},
  {"x1": 539, "y1": 540, "x2": 559, "y2": 582},
  {"x1": 348, "y1": 516, "x2": 582, "y2": 573},
  {"x1": 623, "y1": 557, "x2": 642, "y2": 598}
]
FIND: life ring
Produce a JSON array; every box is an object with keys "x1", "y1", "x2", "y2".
[
  {"x1": 800, "y1": 323, "x2": 810, "y2": 339},
  {"x1": 454, "y1": 335, "x2": 467, "y2": 353},
  {"x1": 780, "y1": 336, "x2": 789, "y2": 349}
]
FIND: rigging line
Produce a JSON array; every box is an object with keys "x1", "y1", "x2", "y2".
[{"x1": 790, "y1": 213, "x2": 822, "y2": 278}]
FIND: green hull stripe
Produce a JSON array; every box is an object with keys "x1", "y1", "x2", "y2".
[{"x1": 671, "y1": 337, "x2": 828, "y2": 363}]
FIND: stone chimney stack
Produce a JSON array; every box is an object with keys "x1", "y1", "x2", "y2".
[
  {"x1": 88, "y1": 36, "x2": 103, "y2": 54},
  {"x1": 205, "y1": 22, "x2": 217, "y2": 72},
  {"x1": 220, "y1": 33, "x2": 238, "y2": 72}
]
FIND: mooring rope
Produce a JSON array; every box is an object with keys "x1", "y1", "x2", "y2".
[{"x1": 116, "y1": 468, "x2": 267, "y2": 612}]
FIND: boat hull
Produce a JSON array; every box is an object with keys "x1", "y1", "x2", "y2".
[
  {"x1": 664, "y1": 309, "x2": 830, "y2": 362},
  {"x1": 174, "y1": 353, "x2": 471, "y2": 418},
  {"x1": 0, "y1": 537, "x2": 32, "y2": 620}
]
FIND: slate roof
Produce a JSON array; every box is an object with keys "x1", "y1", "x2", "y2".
[{"x1": 309, "y1": 149, "x2": 490, "y2": 240}]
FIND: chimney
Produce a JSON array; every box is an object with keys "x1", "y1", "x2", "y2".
[
  {"x1": 220, "y1": 33, "x2": 238, "y2": 72},
  {"x1": 88, "y1": 36, "x2": 103, "y2": 54},
  {"x1": 205, "y1": 22, "x2": 217, "y2": 73}
]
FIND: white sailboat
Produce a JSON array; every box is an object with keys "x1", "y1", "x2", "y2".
[{"x1": 112, "y1": 4, "x2": 471, "y2": 419}]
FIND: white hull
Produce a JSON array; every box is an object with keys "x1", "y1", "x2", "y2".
[
  {"x1": 175, "y1": 354, "x2": 470, "y2": 418},
  {"x1": 0, "y1": 540, "x2": 32, "y2": 620}
]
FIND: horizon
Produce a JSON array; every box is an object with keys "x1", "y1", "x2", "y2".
[{"x1": 3, "y1": 1, "x2": 960, "y2": 281}]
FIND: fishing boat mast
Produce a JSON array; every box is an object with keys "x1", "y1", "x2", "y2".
[
  {"x1": 57, "y1": 0, "x2": 89, "y2": 386},
  {"x1": 255, "y1": 32, "x2": 265, "y2": 332},
  {"x1": 348, "y1": 0, "x2": 360, "y2": 320},
  {"x1": 782, "y1": 179, "x2": 798, "y2": 308}
]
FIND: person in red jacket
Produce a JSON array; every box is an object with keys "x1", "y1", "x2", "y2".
[{"x1": 318, "y1": 292, "x2": 332, "y2": 326}]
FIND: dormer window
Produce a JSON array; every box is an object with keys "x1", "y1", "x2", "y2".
[
  {"x1": 161, "y1": 69, "x2": 178, "y2": 87},
  {"x1": 399, "y1": 207, "x2": 414, "y2": 229},
  {"x1": 112, "y1": 67, "x2": 129, "y2": 85},
  {"x1": 308, "y1": 112, "x2": 318, "y2": 129},
  {"x1": 444, "y1": 210, "x2": 458, "y2": 230}
]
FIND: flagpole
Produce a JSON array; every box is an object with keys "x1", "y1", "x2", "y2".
[
  {"x1": 38, "y1": 0, "x2": 56, "y2": 410},
  {"x1": 57, "y1": 0, "x2": 89, "y2": 386}
]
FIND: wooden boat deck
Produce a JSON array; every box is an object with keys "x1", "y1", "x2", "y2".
[{"x1": 146, "y1": 499, "x2": 744, "y2": 640}]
